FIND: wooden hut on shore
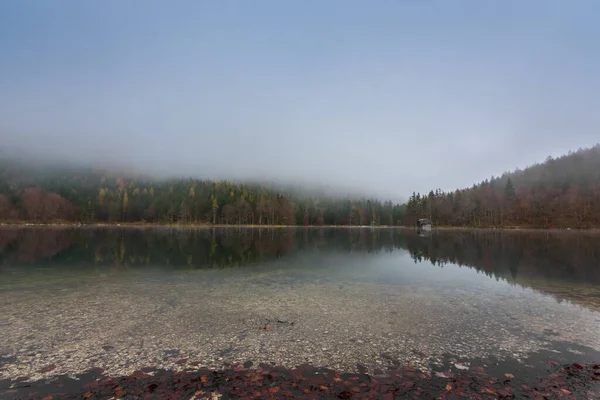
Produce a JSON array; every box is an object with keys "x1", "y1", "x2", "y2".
[{"x1": 417, "y1": 218, "x2": 432, "y2": 231}]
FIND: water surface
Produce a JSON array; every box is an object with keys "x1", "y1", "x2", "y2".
[{"x1": 1, "y1": 227, "x2": 600, "y2": 383}]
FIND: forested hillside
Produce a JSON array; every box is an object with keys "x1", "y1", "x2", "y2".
[
  {"x1": 0, "y1": 156, "x2": 404, "y2": 225},
  {"x1": 403, "y1": 144, "x2": 600, "y2": 228},
  {"x1": 2, "y1": 145, "x2": 600, "y2": 227}
]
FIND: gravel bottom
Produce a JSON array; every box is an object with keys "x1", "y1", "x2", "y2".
[{"x1": 1, "y1": 271, "x2": 600, "y2": 383}]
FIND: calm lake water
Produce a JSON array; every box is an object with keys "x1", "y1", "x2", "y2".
[{"x1": 1, "y1": 227, "x2": 600, "y2": 384}]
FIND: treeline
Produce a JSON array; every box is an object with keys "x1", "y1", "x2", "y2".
[
  {"x1": 3, "y1": 144, "x2": 600, "y2": 228},
  {"x1": 404, "y1": 144, "x2": 600, "y2": 228},
  {"x1": 0, "y1": 157, "x2": 404, "y2": 226}
]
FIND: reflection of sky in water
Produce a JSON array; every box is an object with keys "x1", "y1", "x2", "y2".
[
  {"x1": 2, "y1": 228, "x2": 600, "y2": 316},
  {"x1": 239, "y1": 249, "x2": 515, "y2": 288},
  {"x1": 2, "y1": 229, "x2": 600, "y2": 380},
  {"x1": 227, "y1": 249, "x2": 600, "y2": 322}
]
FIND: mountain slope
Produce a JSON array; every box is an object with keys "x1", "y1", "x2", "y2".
[{"x1": 404, "y1": 144, "x2": 600, "y2": 228}]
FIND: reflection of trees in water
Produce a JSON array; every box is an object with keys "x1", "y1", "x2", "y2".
[
  {"x1": 0, "y1": 228, "x2": 74, "y2": 263},
  {"x1": 403, "y1": 230, "x2": 600, "y2": 286},
  {"x1": 0, "y1": 228, "x2": 403, "y2": 269},
  {"x1": 2, "y1": 228, "x2": 600, "y2": 290},
  {"x1": 403, "y1": 229, "x2": 600, "y2": 312}
]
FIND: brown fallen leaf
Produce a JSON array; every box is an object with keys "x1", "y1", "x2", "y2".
[
  {"x1": 320, "y1": 385, "x2": 329, "y2": 391},
  {"x1": 560, "y1": 389, "x2": 572, "y2": 395},
  {"x1": 268, "y1": 387, "x2": 280, "y2": 394},
  {"x1": 446, "y1": 383, "x2": 452, "y2": 391},
  {"x1": 114, "y1": 385, "x2": 126, "y2": 398},
  {"x1": 504, "y1": 373, "x2": 515, "y2": 379}
]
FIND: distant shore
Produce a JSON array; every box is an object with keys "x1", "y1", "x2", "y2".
[
  {"x1": 0, "y1": 221, "x2": 391, "y2": 229},
  {"x1": 0, "y1": 221, "x2": 597, "y2": 231}
]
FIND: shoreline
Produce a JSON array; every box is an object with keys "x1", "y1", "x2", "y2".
[
  {"x1": 0, "y1": 221, "x2": 597, "y2": 231},
  {"x1": 2, "y1": 359, "x2": 599, "y2": 399}
]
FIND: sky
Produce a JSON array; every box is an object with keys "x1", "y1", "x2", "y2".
[{"x1": 1, "y1": 0, "x2": 599, "y2": 200}]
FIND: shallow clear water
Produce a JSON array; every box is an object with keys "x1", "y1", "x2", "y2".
[{"x1": 1, "y1": 227, "x2": 600, "y2": 381}]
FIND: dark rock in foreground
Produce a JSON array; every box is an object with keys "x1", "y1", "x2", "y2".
[{"x1": 1, "y1": 362, "x2": 599, "y2": 399}]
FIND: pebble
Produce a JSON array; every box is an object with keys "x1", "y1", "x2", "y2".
[{"x1": 1, "y1": 275, "x2": 599, "y2": 382}]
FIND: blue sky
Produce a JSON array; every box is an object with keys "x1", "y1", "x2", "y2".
[{"x1": 1, "y1": 1, "x2": 599, "y2": 199}]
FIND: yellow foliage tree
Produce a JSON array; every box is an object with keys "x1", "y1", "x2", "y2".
[
  {"x1": 211, "y1": 195, "x2": 218, "y2": 224},
  {"x1": 122, "y1": 192, "x2": 129, "y2": 219}
]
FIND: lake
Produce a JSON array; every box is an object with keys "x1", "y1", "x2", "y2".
[{"x1": 1, "y1": 227, "x2": 600, "y2": 397}]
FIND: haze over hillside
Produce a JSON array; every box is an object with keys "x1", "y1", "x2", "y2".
[
  {"x1": 1, "y1": 144, "x2": 599, "y2": 227},
  {"x1": 2, "y1": 1, "x2": 600, "y2": 198}
]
